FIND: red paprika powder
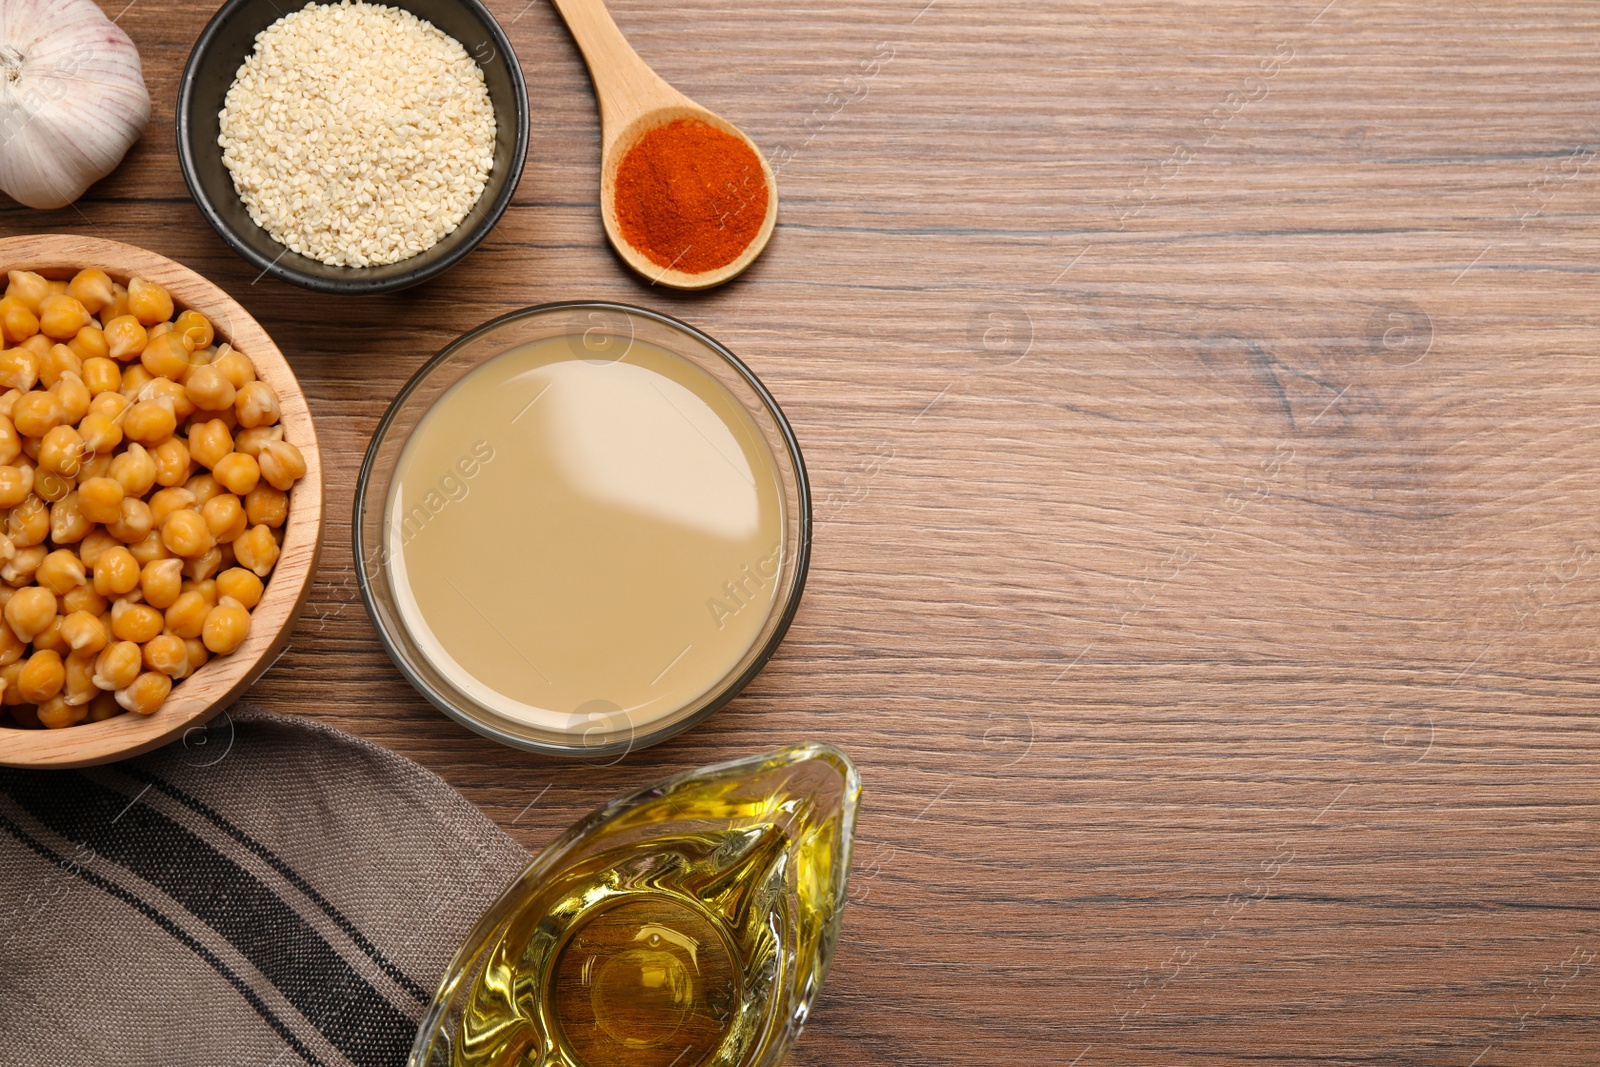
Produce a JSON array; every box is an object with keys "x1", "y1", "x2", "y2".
[{"x1": 613, "y1": 118, "x2": 769, "y2": 275}]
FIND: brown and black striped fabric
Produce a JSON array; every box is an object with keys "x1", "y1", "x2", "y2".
[{"x1": 0, "y1": 704, "x2": 530, "y2": 1067}]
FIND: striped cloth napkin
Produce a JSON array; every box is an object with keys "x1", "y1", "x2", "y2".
[{"x1": 0, "y1": 704, "x2": 530, "y2": 1067}]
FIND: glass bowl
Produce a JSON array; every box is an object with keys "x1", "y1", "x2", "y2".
[{"x1": 354, "y1": 303, "x2": 810, "y2": 758}]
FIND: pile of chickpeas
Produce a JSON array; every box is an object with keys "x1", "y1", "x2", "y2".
[{"x1": 0, "y1": 268, "x2": 305, "y2": 728}]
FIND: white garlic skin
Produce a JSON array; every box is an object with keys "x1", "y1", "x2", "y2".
[{"x1": 0, "y1": 0, "x2": 151, "y2": 210}]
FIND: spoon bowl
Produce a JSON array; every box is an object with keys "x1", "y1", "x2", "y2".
[{"x1": 553, "y1": 0, "x2": 778, "y2": 289}]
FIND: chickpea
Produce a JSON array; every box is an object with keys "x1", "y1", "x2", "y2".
[
  {"x1": 3, "y1": 584, "x2": 53, "y2": 643},
  {"x1": 119, "y1": 363, "x2": 153, "y2": 400},
  {"x1": 37, "y1": 550, "x2": 86, "y2": 595},
  {"x1": 212, "y1": 452, "x2": 260, "y2": 495},
  {"x1": 140, "y1": 558, "x2": 183, "y2": 609},
  {"x1": 49, "y1": 493, "x2": 91, "y2": 545},
  {"x1": 92, "y1": 546, "x2": 140, "y2": 596},
  {"x1": 110, "y1": 599, "x2": 163, "y2": 644},
  {"x1": 18, "y1": 649, "x2": 63, "y2": 701},
  {"x1": 37, "y1": 424, "x2": 82, "y2": 476},
  {"x1": 19, "y1": 333, "x2": 50, "y2": 359},
  {"x1": 36, "y1": 694, "x2": 84, "y2": 728},
  {"x1": 0, "y1": 544, "x2": 43, "y2": 586},
  {"x1": 146, "y1": 487, "x2": 194, "y2": 526},
  {"x1": 123, "y1": 397, "x2": 177, "y2": 446},
  {"x1": 234, "y1": 380, "x2": 280, "y2": 428},
  {"x1": 184, "y1": 364, "x2": 236, "y2": 412},
  {"x1": 93, "y1": 640, "x2": 141, "y2": 691},
  {"x1": 126, "y1": 278, "x2": 174, "y2": 327},
  {"x1": 0, "y1": 660, "x2": 25, "y2": 705},
  {"x1": 37, "y1": 295, "x2": 90, "y2": 340},
  {"x1": 5, "y1": 271, "x2": 49, "y2": 314},
  {"x1": 212, "y1": 349, "x2": 255, "y2": 390},
  {"x1": 256, "y1": 439, "x2": 306, "y2": 491},
  {"x1": 86, "y1": 691, "x2": 121, "y2": 721},
  {"x1": 0, "y1": 298, "x2": 39, "y2": 344},
  {"x1": 161, "y1": 509, "x2": 214, "y2": 559},
  {"x1": 52, "y1": 373, "x2": 89, "y2": 425},
  {"x1": 232, "y1": 424, "x2": 283, "y2": 459},
  {"x1": 232, "y1": 524, "x2": 280, "y2": 577},
  {"x1": 116, "y1": 671, "x2": 171, "y2": 715},
  {"x1": 215, "y1": 567, "x2": 264, "y2": 609},
  {"x1": 60, "y1": 583, "x2": 107, "y2": 618},
  {"x1": 67, "y1": 270, "x2": 114, "y2": 315},
  {"x1": 60, "y1": 610, "x2": 107, "y2": 655},
  {"x1": 140, "y1": 634, "x2": 187, "y2": 679},
  {"x1": 173, "y1": 310, "x2": 214, "y2": 352},
  {"x1": 29, "y1": 612, "x2": 63, "y2": 654},
  {"x1": 0, "y1": 623, "x2": 24, "y2": 667},
  {"x1": 105, "y1": 497, "x2": 153, "y2": 543},
  {"x1": 243, "y1": 483, "x2": 288, "y2": 528},
  {"x1": 126, "y1": 530, "x2": 171, "y2": 566},
  {"x1": 89, "y1": 389, "x2": 129, "y2": 421},
  {"x1": 8, "y1": 496, "x2": 48, "y2": 547},
  {"x1": 103, "y1": 283, "x2": 130, "y2": 322},
  {"x1": 163, "y1": 590, "x2": 209, "y2": 639},
  {"x1": 0, "y1": 348, "x2": 38, "y2": 392},
  {"x1": 202, "y1": 599, "x2": 251, "y2": 655},
  {"x1": 11, "y1": 390, "x2": 64, "y2": 438},
  {"x1": 183, "y1": 578, "x2": 219, "y2": 606},
  {"x1": 63, "y1": 652, "x2": 99, "y2": 704},
  {"x1": 77, "y1": 528, "x2": 118, "y2": 569},
  {"x1": 80, "y1": 356, "x2": 120, "y2": 397},
  {"x1": 77, "y1": 476, "x2": 124, "y2": 524},
  {"x1": 103, "y1": 315, "x2": 148, "y2": 361},
  {"x1": 38, "y1": 343, "x2": 82, "y2": 389},
  {"x1": 0, "y1": 417, "x2": 18, "y2": 469},
  {"x1": 184, "y1": 637, "x2": 209, "y2": 675},
  {"x1": 139, "y1": 331, "x2": 190, "y2": 380},
  {"x1": 78, "y1": 412, "x2": 121, "y2": 457},
  {"x1": 184, "y1": 472, "x2": 221, "y2": 506},
  {"x1": 145, "y1": 377, "x2": 194, "y2": 421},
  {"x1": 34, "y1": 467, "x2": 72, "y2": 504},
  {"x1": 66, "y1": 326, "x2": 109, "y2": 364},
  {"x1": 110, "y1": 442, "x2": 156, "y2": 497},
  {"x1": 188, "y1": 419, "x2": 232, "y2": 469},
  {"x1": 150, "y1": 437, "x2": 191, "y2": 487},
  {"x1": 201, "y1": 493, "x2": 247, "y2": 543},
  {"x1": 183, "y1": 547, "x2": 224, "y2": 582},
  {"x1": 0, "y1": 463, "x2": 32, "y2": 507}
]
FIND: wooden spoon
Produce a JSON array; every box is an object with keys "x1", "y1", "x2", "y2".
[{"x1": 551, "y1": 0, "x2": 778, "y2": 290}]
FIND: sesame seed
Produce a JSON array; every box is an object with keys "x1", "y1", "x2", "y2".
[{"x1": 217, "y1": 1, "x2": 498, "y2": 269}]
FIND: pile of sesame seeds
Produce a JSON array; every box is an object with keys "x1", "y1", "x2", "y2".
[{"x1": 218, "y1": 1, "x2": 497, "y2": 269}]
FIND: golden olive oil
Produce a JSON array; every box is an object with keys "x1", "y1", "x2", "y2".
[
  {"x1": 430, "y1": 747, "x2": 860, "y2": 1067},
  {"x1": 385, "y1": 336, "x2": 784, "y2": 740}
]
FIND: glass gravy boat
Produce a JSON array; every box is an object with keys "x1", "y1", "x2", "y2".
[{"x1": 410, "y1": 744, "x2": 861, "y2": 1067}]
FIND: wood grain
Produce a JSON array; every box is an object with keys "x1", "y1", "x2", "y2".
[
  {"x1": 3, "y1": 0, "x2": 1598, "y2": 1063},
  {"x1": 0, "y1": 234, "x2": 323, "y2": 769}
]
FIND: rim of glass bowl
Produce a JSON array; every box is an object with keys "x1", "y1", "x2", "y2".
[{"x1": 353, "y1": 302, "x2": 812, "y2": 759}]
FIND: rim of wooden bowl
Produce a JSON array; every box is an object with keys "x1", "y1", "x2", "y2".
[{"x1": 0, "y1": 235, "x2": 323, "y2": 769}]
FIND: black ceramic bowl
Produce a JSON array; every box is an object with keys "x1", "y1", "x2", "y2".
[{"x1": 176, "y1": 0, "x2": 528, "y2": 294}]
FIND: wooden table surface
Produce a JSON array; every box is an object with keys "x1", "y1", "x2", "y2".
[{"x1": 6, "y1": 0, "x2": 1600, "y2": 1063}]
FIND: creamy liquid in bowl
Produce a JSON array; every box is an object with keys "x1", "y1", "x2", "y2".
[{"x1": 385, "y1": 336, "x2": 784, "y2": 739}]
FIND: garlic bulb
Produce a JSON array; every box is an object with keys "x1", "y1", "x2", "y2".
[{"x1": 0, "y1": 0, "x2": 150, "y2": 210}]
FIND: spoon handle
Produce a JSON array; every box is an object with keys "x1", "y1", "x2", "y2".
[{"x1": 549, "y1": 0, "x2": 686, "y2": 140}]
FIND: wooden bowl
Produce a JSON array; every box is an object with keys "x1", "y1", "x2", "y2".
[{"x1": 0, "y1": 235, "x2": 323, "y2": 769}]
